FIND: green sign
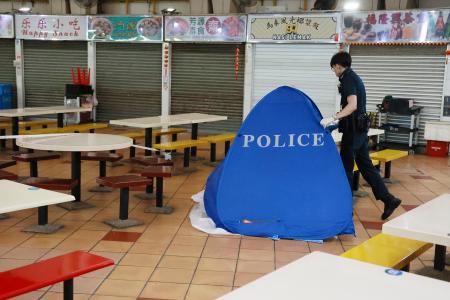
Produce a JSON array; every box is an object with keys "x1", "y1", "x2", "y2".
[{"x1": 88, "y1": 16, "x2": 162, "y2": 42}]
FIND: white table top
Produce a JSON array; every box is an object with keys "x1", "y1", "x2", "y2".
[
  {"x1": 0, "y1": 180, "x2": 75, "y2": 214},
  {"x1": 218, "y1": 252, "x2": 450, "y2": 300},
  {"x1": 16, "y1": 133, "x2": 133, "y2": 152},
  {"x1": 332, "y1": 128, "x2": 385, "y2": 143},
  {"x1": 383, "y1": 194, "x2": 450, "y2": 247},
  {"x1": 109, "y1": 113, "x2": 227, "y2": 129},
  {"x1": 0, "y1": 106, "x2": 91, "y2": 117}
]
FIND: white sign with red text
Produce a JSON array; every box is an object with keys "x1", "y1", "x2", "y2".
[
  {"x1": 15, "y1": 15, "x2": 88, "y2": 40},
  {"x1": 0, "y1": 15, "x2": 14, "y2": 38}
]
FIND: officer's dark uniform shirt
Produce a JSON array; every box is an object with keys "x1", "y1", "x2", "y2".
[{"x1": 338, "y1": 68, "x2": 367, "y2": 133}]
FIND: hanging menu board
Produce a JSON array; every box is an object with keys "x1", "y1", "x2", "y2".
[
  {"x1": 0, "y1": 15, "x2": 14, "y2": 38},
  {"x1": 165, "y1": 15, "x2": 247, "y2": 42},
  {"x1": 247, "y1": 14, "x2": 339, "y2": 43},
  {"x1": 88, "y1": 16, "x2": 163, "y2": 42},
  {"x1": 15, "y1": 15, "x2": 88, "y2": 40},
  {"x1": 341, "y1": 10, "x2": 450, "y2": 43}
]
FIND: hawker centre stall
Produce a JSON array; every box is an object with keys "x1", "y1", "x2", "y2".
[
  {"x1": 342, "y1": 9, "x2": 450, "y2": 149},
  {"x1": 165, "y1": 15, "x2": 247, "y2": 132},
  {"x1": 0, "y1": 14, "x2": 16, "y2": 108},
  {"x1": 243, "y1": 13, "x2": 341, "y2": 119},
  {"x1": 88, "y1": 15, "x2": 163, "y2": 121},
  {"x1": 15, "y1": 15, "x2": 89, "y2": 109}
]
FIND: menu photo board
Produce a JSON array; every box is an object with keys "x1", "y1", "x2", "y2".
[
  {"x1": 248, "y1": 14, "x2": 339, "y2": 43},
  {"x1": 88, "y1": 16, "x2": 162, "y2": 42},
  {"x1": 341, "y1": 10, "x2": 450, "y2": 43},
  {"x1": 15, "y1": 15, "x2": 88, "y2": 40},
  {"x1": 0, "y1": 14, "x2": 14, "y2": 38},
  {"x1": 165, "y1": 15, "x2": 247, "y2": 42}
]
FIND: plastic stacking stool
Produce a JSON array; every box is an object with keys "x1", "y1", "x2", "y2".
[
  {"x1": 130, "y1": 157, "x2": 173, "y2": 200},
  {"x1": 130, "y1": 165, "x2": 173, "y2": 214},
  {"x1": 81, "y1": 152, "x2": 123, "y2": 192},
  {"x1": 97, "y1": 175, "x2": 150, "y2": 228}
]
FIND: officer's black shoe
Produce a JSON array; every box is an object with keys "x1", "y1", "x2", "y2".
[{"x1": 381, "y1": 196, "x2": 402, "y2": 220}]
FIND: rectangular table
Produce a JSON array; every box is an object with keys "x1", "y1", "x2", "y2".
[
  {"x1": 218, "y1": 252, "x2": 450, "y2": 300},
  {"x1": 0, "y1": 179, "x2": 75, "y2": 233},
  {"x1": 332, "y1": 128, "x2": 385, "y2": 143},
  {"x1": 110, "y1": 113, "x2": 227, "y2": 156},
  {"x1": 0, "y1": 106, "x2": 91, "y2": 151},
  {"x1": 383, "y1": 193, "x2": 450, "y2": 271}
]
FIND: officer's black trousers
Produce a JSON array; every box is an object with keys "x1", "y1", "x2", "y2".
[{"x1": 340, "y1": 132, "x2": 390, "y2": 201}]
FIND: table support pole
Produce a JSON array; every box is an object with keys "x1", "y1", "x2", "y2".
[
  {"x1": 145, "y1": 128, "x2": 153, "y2": 156},
  {"x1": 12, "y1": 116, "x2": 19, "y2": 151},
  {"x1": 57, "y1": 113, "x2": 64, "y2": 128},
  {"x1": 191, "y1": 123, "x2": 198, "y2": 157},
  {"x1": 58, "y1": 151, "x2": 94, "y2": 211},
  {"x1": 434, "y1": 244, "x2": 446, "y2": 271},
  {"x1": 72, "y1": 151, "x2": 81, "y2": 202}
]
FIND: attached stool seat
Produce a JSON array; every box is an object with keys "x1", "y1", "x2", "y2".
[
  {"x1": 130, "y1": 165, "x2": 173, "y2": 214},
  {"x1": 0, "y1": 160, "x2": 16, "y2": 169},
  {"x1": 97, "y1": 175, "x2": 150, "y2": 228},
  {"x1": 81, "y1": 152, "x2": 123, "y2": 192},
  {"x1": 12, "y1": 152, "x2": 61, "y2": 177},
  {"x1": 129, "y1": 157, "x2": 173, "y2": 201},
  {"x1": 130, "y1": 156, "x2": 174, "y2": 167},
  {"x1": 17, "y1": 177, "x2": 78, "y2": 234}
]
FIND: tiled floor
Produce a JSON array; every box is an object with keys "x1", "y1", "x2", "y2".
[{"x1": 0, "y1": 133, "x2": 449, "y2": 299}]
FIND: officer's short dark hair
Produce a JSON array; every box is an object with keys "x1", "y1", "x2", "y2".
[{"x1": 330, "y1": 52, "x2": 352, "y2": 68}]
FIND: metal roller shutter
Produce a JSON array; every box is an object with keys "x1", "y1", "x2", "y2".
[
  {"x1": 0, "y1": 39, "x2": 17, "y2": 107},
  {"x1": 96, "y1": 43, "x2": 162, "y2": 121},
  {"x1": 23, "y1": 41, "x2": 87, "y2": 107},
  {"x1": 171, "y1": 43, "x2": 245, "y2": 132},
  {"x1": 350, "y1": 45, "x2": 446, "y2": 146},
  {"x1": 252, "y1": 43, "x2": 340, "y2": 118}
]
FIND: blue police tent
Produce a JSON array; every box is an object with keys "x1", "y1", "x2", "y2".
[{"x1": 204, "y1": 86, "x2": 354, "y2": 240}]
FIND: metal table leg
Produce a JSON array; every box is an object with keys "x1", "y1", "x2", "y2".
[{"x1": 58, "y1": 151, "x2": 94, "y2": 211}]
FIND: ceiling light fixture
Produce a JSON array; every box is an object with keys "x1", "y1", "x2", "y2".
[
  {"x1": 18, "y1": 7, "x2": 32, "y2": 13},
  {"x1": 343, "y1": 1, "x2": 359, "y2": 11}
]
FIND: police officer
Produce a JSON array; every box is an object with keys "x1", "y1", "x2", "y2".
[{"x1": 321, "y1": 51, "x2": 401, "y2": 220}]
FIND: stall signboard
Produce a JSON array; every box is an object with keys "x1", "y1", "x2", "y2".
[
  {"x1": 247, "y1": 14, "x2": 339, "y2": 43},
  {"x1": 15, "y1": 15, "x2": 88, "y2": 40},
  {"x1": 341, "y1": 10, "x2": 450, "y2": 43},
  {"x1": 88, "y1": 16, "x2": 162, "y2": 42},
  {"x1": 165, "y1": 15, "x2": 247, "y2": 42},
  {"x1": 0, "y1": 15, "x2": 14, "y2": 38}
]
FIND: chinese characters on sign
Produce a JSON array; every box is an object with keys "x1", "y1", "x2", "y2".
[
  {"x1": 15, "y1": 15, "x2": 87, "y2": 40},
  {"x1": 248, "y1": 14, "x2": 338, "y2": 43},
  {"x1": 341, "y1": 10, "x2": 450, "y2": 43},
  {"x1": 88, "y1": 16, "x2": 162, "y2": 42},
  {"x1": 0, "y1": 15, "x2": 14, "y2": 38},
  {"x1": 165, "y1": 16, "x2": 246, "y2": 42}
]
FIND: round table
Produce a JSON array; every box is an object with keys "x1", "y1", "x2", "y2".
[{"x1": 17, "y1": 133, "x2": 133, "y2": 210}]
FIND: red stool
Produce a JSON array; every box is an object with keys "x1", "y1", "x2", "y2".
[
  {"x1": 97, "y1": 175, "x2": 150, "y2": 228},
  {"x1": 18, "y1": 177, "x2": 78, "y2": 233},
  {"x1": 81, "y1": 152, "x2": 123, "y2": 192},
  {"x1": 0, "y1": 169, "x2": 18, "y2": 180},
  {"x1": 130, "y1": 157, "x2": 173, "y2": 200},
  {"x1": 0, "y1": 160, "x2": 16, "y2": 169},
  {"x1": 12, "y1": 152, "x2": 60, "y2": 177},
  {"x1": 130, "y1": 165, "x2": 173, "y2": 214}
]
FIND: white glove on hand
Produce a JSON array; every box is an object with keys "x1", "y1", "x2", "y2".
[{"x1": 320, "y1": 116, "x2": 337, "y2": 128}]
